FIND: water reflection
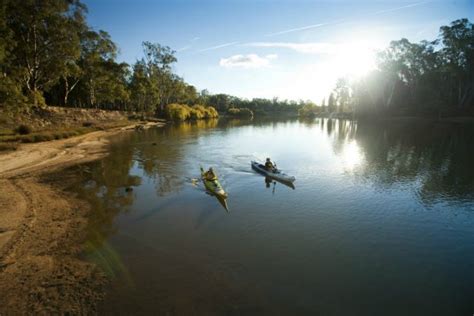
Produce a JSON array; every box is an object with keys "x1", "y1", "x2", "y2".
[
  {"x1": 355, "y1": 120, "x2": 474, "y2": 203},
  {"x1": 312, "y1": 118, "x2": 474, "y2": 204},
  {"x1": 74, "y1": 118, "x2": 474, "y2": 251},
  {"x1": 62, "y1": 118, "x2": 473, "y2": 314},
  {"x1": 263, "y1": 176, "x2": 295, "y2": 191}
]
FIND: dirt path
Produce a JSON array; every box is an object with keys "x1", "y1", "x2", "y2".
[{"x1": 0, "y1": 122, "x2": 164, "y2": 314}]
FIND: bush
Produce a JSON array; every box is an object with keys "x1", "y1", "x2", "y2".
[
  {"x1": 190, "y1": 108, "x2": 204, "y2": 120},
  {"x1": 206, "y1": 106, "x2": 219, "y2": 118},
  {"x1": 82, "y1": 121, "x2": 94, "y2": 127},
  {"x1": 165, "y1": 104, "x2": 191, "y2": 121},
  {"x1": 227, "y1": 107, "x2": 253, "y2": 118},
  {"x1": 298, "y1": 103, "x2": 319, "y2": 117},
  {"x1": 16, "y1": 124, "x2": 32, "y2": 135},
  {"x1": 165, "y1": 104, "x2": 218, "y2": 121}
]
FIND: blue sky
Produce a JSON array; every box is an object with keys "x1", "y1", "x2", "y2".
[{"x1": 83, "y1": 0, "x2": 473, "y2": 102}]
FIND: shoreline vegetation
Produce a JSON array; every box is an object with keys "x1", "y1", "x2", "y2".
[
  {"x1": 298, "y1": 18, "x2": 473, "y2": 119},
  {"x1": 0, "y1": 0, "x2": 472, "y2": 313}
]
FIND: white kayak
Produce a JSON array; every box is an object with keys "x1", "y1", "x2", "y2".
[{"x1": 251, "y1": 161, "x2": 296, "y2": 183}]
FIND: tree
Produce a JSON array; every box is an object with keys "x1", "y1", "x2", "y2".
[
  {"x1": 334, "y1": 78, "x2": 351, "y2": 113},
  {"x1": 79, "y1": 30, "x2": 120, "y2": 107},
  {"x1": 439, "y1": 19, "x2": 474, "y2": 108},
  {"x1": 141, "y1": 42, "x2": 177, "y2": 113},
  {"x1": 6, "y1": 0, "x2": 86, "y2": 106},
  {"x1": 0, "y1": 0, "x2": 26, "y2": 111},
  {"x1": 321, "y1": 98, "x2": 326, "y2": 112},
  {"x1": 328, "y1": 93, "x2": 336, "y2": 113}
]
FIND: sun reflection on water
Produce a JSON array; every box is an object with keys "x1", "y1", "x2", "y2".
[{"x1": 340, "y1": 140, "x2": 363, "y2": 170}]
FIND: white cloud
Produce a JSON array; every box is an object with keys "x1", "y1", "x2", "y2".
[
  {"x1": 265, "y1": 54, "x2": 278, "y2": 60},
  {"x1": 246, "y1": 42, "x2": 336, "y2": 54},
  {"x1": 219, "y1": 54, "x2": 277, "y2": 69}
]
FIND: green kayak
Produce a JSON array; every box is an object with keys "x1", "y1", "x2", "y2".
[{"x1": 200, "y1": 167, "x2": 227, "y2": 198}]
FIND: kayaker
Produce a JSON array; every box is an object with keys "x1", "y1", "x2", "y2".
[
  {"x1": 204, "y1": 167, "x2": 217, "y2": 181},
  {"x1": 265, "y1": 158, "x2": 276, "y2": 171}
]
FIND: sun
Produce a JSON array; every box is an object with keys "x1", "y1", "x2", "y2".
[
  {"x1": 277, "y1": 39, "x2": 380, "y2": 102},
  {"x1": 334, "y1": 41, "x2": 377, "y2": 78}
]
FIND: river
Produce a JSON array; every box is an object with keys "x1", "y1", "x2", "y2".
[{"x1": 68, "y1": 118, "x2": 473, "y2": 315}]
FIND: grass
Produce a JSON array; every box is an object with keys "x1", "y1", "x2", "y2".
[
  {"x1": 0, "y1": 128, "x2": 89, "y2": 143},
  {"x1": 0, "y1": 142, "x2": 18, "y2": 152},
  {"x1": 0, "y1": 119, "x2": 133, "y2": 145}
]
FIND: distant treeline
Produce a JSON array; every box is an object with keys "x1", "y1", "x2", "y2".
[
  {"x1": 301, "y1": 18, "x2": 474, "y2": 119},
  {"x1": 0, "y1": 0, "x2": 307, "y2": 117},
  {"x1": 2, "y1": 1, "x2": 470, "y2": 119}
]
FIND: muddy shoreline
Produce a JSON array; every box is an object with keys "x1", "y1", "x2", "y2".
[{"x1": 0, "y1": 122, "x2": 164, "y2": 314}]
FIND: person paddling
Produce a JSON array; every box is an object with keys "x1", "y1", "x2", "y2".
[
  {"x1": 204, "y1": 167, "x2": 217, "y2": 181},
  {"x1": 265, "y1": 158, "x2": 276, "y2": 172}
]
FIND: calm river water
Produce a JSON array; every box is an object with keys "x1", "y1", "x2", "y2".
[{"x1": 69, "y1": 118, "x2": 473, "y2": 315}]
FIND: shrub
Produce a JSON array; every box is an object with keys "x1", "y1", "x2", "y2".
[
  {"x1": 82, "y1": 121, "x2": 94, "y2": 127},
  {"x1": 165, "y1": 104, "x2": 191, "y2": 121},
  {"x1": 190, "y1": 108, "x2": 204, "y2": 120},
  {"x1": 206, "y1": 106, "x2": 219, "y2": 118},
  {"x1": 298, "y1": 103, "x2": 319, "y2": 117},
  {"x1": 16, "y1": 124, "x2": 32, "y2": 135},
  {"x1": 227, "y1": 107, "x2": 253, "y2": 118},
  {"x1": 165, "y1": 104, "x2": 219, "y2": 121}
]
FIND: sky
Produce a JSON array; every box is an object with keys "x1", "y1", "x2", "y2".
[{"x1": 82, "y1": 0, "x2": 473, "y2": 102}]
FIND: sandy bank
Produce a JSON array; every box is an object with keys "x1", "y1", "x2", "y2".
[{"x1": 0, "y1": 121, "x2": 164, "y2": 314}]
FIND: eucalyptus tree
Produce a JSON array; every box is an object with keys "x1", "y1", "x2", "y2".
[
  {"x1": 0, "y1": 0, "x2": 25, "y2": 111},
  {"x1": 5, "y1": 0, "x2": 86, "y2": 106},
  {"x1": 327, "y1": 93, "x2": 336, "y2": 113},
  {"x1": 439, "y1": 19, "x2": 474, "y2": 109}
]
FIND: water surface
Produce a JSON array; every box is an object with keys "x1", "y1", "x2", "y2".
[{"x1": 71, "y1": 118, "x2": 473, "y2": 315}]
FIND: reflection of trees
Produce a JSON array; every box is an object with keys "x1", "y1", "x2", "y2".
[
  {"x1": 352, "y1": 121, "x2": 474, "y2": 203},
  {"x1": 56, "y1": 143, "x2": 138, "y2": 277},
  {"x1": 323, "y1": 119, "x2": 358, "y2": 155},
  {"x1": 127, "y1": 120, "x2": 220, "y2": 196},
  {"x1": 78, "y1": 142, "x2": 137, "y2": 247}
]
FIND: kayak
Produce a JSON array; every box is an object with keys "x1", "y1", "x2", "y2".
[
  {"x1": 200, "y1": 167, "x2": 227, "y2": 198},
  {"x1": 251, "y1": 161, "x2": 296, "y2": 183}
]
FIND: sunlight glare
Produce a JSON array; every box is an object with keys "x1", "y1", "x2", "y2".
[
  {"x1": 334, "y1": 41, "x2": 377, "y2": 78},
  {"x1": 341, "y1": 140, "x2": 363, "y2": 170}
]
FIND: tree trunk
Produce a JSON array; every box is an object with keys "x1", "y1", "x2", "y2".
[
  {"x1": 63, "y1": 77, "x2": 80, "y2": 107},
  {"x1": 64, "y1": 78, "x2": 69, "y2": 106},
  {"x1": 89, "y1": 78, "x2": 96, "y2": 108},
  {"x1": 32, "y1": 24, "x2": 38, "y2": 107}
]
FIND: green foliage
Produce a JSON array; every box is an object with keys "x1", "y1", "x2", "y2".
[
  {"x1": 344, "y1": 18, "x2": 474, "y2": 118},
  {"x1": 165, "y1": 104, "x2": 218, "y2": 121},
  {"x1": 227, "y1": 107, "x2": 254, "y2": 118},
  {"x1": 165, "y1": 104, "x2": 191, "y2": 121},
  {"x1": 298, "y1": 103, "x2": 320, "y2": 117},
  {"x1": 206, "y1": 106, "x2": 219, "y2": 118},
  {"x1": 5, "y1": 0, "x2": 85, "y2": 106},
  {"x1": 1, "y1": 0, "x2": 471, "y2": 121}
]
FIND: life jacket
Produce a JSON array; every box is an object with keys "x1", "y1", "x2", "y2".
[
  {"x1": 205, "y1": 171, "x2": 217, "y2": 181},
  {"x1": 265, "y1": 161, "x2": 274, "y2": 169}
]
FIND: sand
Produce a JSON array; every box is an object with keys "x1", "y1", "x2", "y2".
[{"x1": 0, "y1": 122, "x2": 164, "y2": 314}]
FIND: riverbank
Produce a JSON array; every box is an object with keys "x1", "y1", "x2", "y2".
[{"x1": 0, "y1": 121, "x2": 164, "y2": 314}]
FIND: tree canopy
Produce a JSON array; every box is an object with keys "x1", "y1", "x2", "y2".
[
  {"x1": 332, "y1": 18, "x2": 474, "y2": 118},
  {"x1": 0, "y1": 1, "x2": 472, "y2": 119}
]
